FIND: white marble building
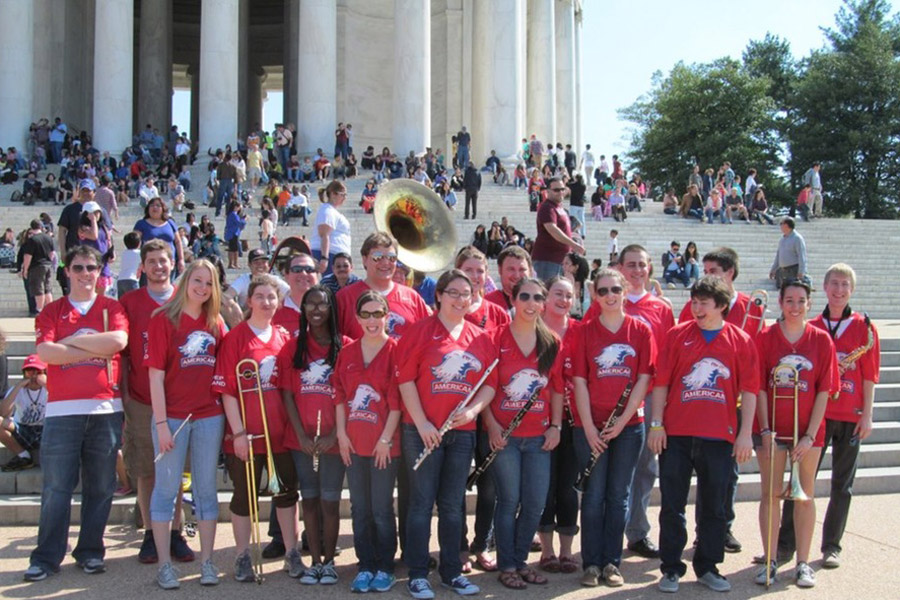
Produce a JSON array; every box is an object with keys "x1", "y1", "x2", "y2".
[{"x1": 0, "y1": 0, "x2": 583, "y2": 163}]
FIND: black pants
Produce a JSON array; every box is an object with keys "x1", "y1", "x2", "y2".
[
  {"x1": 538, "y1": 420, "x2": 579, "y2": 535},
  {"x1": 779, "y1": 419, "x2": 859, "y2": 555},
  {"x1": 465, "y1": 191, "x2": 478, "y2": 219}
]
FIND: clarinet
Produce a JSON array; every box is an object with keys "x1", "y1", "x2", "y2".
[
  {"x1": 312, "y1": 409, "x2": 322, "y2": 473},
  {"x1": 572, "y1": 382, "x2": 633, "y2": 492},
  {"x1": 465, "y1": 385, "x2": 543, "y2": 490}
]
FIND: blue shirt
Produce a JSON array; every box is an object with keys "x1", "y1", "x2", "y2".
[
  {"x1": 133, "y1": 218, "x2": 179, "y2": 258},
  {"x1": 224, "y1": 211, "x2": 246, "y2": 242},
  {"x1": 414, "y1": 276, "x2": 437, "y2": 307}
]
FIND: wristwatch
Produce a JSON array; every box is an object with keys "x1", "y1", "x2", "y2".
[
  {"x1": 379, "y1": 438, "x2": 393, "y2": 447},
  {"x1": 650, "y1": 420, "x2": 664, "y2": 428},
  {"x1": 549, "y1": 424, "x2": 562, "y2": 432}
]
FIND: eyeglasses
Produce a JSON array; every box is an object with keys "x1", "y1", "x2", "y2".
[
  {"x1": 549, "y1": 187, "x2": 565, "y2": 192},
  {"x1": 358, "y1": 310, "x2": 387, "y2": 319},
  {"x1": 70, "y1": 264, "x2": 100, "y2": 273},
  {"x1": 442, "y1": 289, "x2": 472, "y2": 300},
  {"x1": 517, "y1": 292, "x2": 546, "y2": 302},
  {"x1": 595, "y1": 286, "x2": 624, "y2": 297},
  {"x1": 369, "y1": 252, "x2": 398, "y2": 263},
  {"x1": 290, "y1": 265, "x2": 317, "y2": 274},
  {"x1": 304, "y1": 302, "x2": 330, "y2": 312}
]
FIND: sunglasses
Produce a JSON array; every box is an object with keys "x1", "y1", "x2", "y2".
[
  {"x1": 442, "y1": 289, "x2": 472, "y2": 300},
  {"x1": 358, "y1": 310, "x2": 387, "y2": 319},
  {"x1": 304, "y1": 302, "x2": 330, "y2": 312},
  {"x1": 369, "y1": 252, "x2": 398, "y2": 263},
  {"x1": 595, "y1": 286, "x2": 624, "y2": 297},
  {"x1": 517, "y1": 292, "x2": 546, "y2": 303},
  {"x1": 70, "y1": 264, "x2": 100, "y2": 273},
  {"x1": 549, "y1": 187, "x2": 565, "y2": 192},
  {"x1": 290, "y1": 265, "x2": 317, "y2": 274}
]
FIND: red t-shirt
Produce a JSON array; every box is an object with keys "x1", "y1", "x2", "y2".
[
  {"x1": 144, "y1": 311, "x2": 226, "y2": 420},
  {"x1": 465, "y1": 298, "x2": 511, "y2": 331},
  {"x1": 531, "y1": 200, "x2": 572, "y2": 263},
  {"x1": 810, "y1": 313, "x2": 880, "y2": 423},
  {"x1": 394, "y1": 315, "x2": 493, "y2": 431},
  {"x1": 584, "y1": 291, "x2": 675, "y2": 348},
  {"x1": 36, "y1": 295, "x2": 128, "y2": 416},
  {"x1": 485, "y1": 326, "x2": 564, "y2": 437},
  {"x1": 120, "y1": 287, "x2": 170, "y2": 405},
  {"x1": 483, "y1": 289, "x2": 512, "y2": 313},
  {"x1": 333, "y1": 338, "x2": 401, "y2": 457},
  {"x1": 572, "y1": 315, "x2": 656, "y2": 428},
  {"x1": 755, "y1": 323, "x2": 839, "y2": 446},
  {"x1": 272, "y1": 297, "x2": 302, "y2": 339},
  {"x1": 336, "y1": 280, "x2": 430, "y2": 340},
  {"x1": 678, "y1": 291, "x2": 766, "y2": 341},
  {"x1": 656, "y1": 321, "x2": 760, "y2": 443},
  {"x1": 211, "y1": 321, "x2": 291, "y2": 454},
  {"x1": 276, "y1": 334, "x2": 352, "y2": 454}
]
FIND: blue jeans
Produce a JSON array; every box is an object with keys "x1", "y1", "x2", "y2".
[
  {"x1": 539, "y1": 420, "x2": 579, "y2": 535},
  {"x1": 625, "y1": 417, "x2": 658, "y2": 544},
  {"x1": 462, "y1": 420, "x2": 495, "y2": 553},
  {"x1": 402, "y1": 424, "x2": 474, "y2": 582},
  {"x1": 684, "y1": 261, "x2": 700, "y2": 282},
  {"x1": 151, "y1": 414, "x2": 225, "y2": 522},
  {"x1": 457, "y1": 146, "x2": 470, "y2": 168},
  {"x1": 533, "y1": 260, "x2": 563, "y2": 283},
  {"x1": 49, "y1": 141, "x2": 63, "y2": 163},
  {"x1": 664, "y1": 268, "x2": 690, "y2": 287},
  {"x1": 277, "y1": 146, "x2": 291, "y2": 172},
  {"x1": 292, "y1": 451, "x2": 346, "y2": 502},
  {"x1": 705, "y1": 207, "x2": 727, "y2": 223},
  {"x1": 658, "y1": 436, "x2": 733, "y2": 578},
  {"x1": 30, "y1": 412, "x2": 124, "y2": 570},
  {"x1": 215, "y1": 178, "x2": 233, "y2": 216},
  {"x1": 569, "y1": 206, "x2": 586, "y2": 237},
  {"x1": 574, "y1": 424, "x2": 644, "y2": 569},
  {"x1": 490, "y1": 435, "x2": 550, "y2": 571},
  {"x1": 347, "y1": 456, "x2": 398, "y2": 574}
]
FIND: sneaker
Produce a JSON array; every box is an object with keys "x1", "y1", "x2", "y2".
[
  {"x1": 300, "y1": 563, "x2": 323, "y2": 585},
  {"x1": 407, "y1": 578, "x2": 435, "y2": 600},
  {"x1": 284, "y1": 547, "x2": 305, "y2": 578},
  {"x1": 667, "y1": 282, "x2": 676, "y2": 289},
  {"x1": 698, "y1": 571, "x2": 731, "y2": 592},
  {"x1": 233, "y1": 550, "x2": 256, "y2": 583},
  {"x1": 580, "y1": 565, "x2": 602, "y2": 587},
  {"x1": 23, "y1": 564, "x2": 50, "y2": 582},
  {"x1": 795, "y1": 562, "x2": 816, "y2": 588},
  {"x1": 658, "y1": 572, "x2": 679, "y2": 593},
  {"x1": 753, "y1": 548, "x2": 794, "y2": 565},
  {"x1": 199, "y1": 559, "x2": 219, "y2": 586},
  {"x1": 627, "y1": 537, "x2": 660, "y2": 559},
  {"x1": 262, "y1": 538, "x2": 286, "y2": 559},
  {"x1": 1, "y1": 455, "x2": 35, "y2": 471},
  {"x1": 78, "y1": 558, "x2": 107, "y2": 574},
  {"x1": 754, "y1": 561, "x2": 778, "y2": 585},
  {"x1": 319, "y1": 560, "x2": 338, "y2": 585},
  {"x1": 602, "y1": 564, "x2": 623, "y2": 587},
  {"x1": 441, "y1": 575, "x2": 479, "y2": 596},
  {"x1": 371, "y1": 571, "x2": 396, "y2": 592},
  {"x1": 822, "y1": 551, "x2": 840, "y2": 569},
  {"x1": 157, "y1": 562, "x2": 180, "y2": 590},
  {"x1": 351, "y1": 570, "x2": 374, "y2": 593},
  {"x1": 170, "y1": 530, "x2": 195, "y2": 562},
  {"x1": 138, "y1": 530, "x2": 158, "y2": 564},
  {"x1": 724, "y1": 531, "x2": 742, "y2": 553}
]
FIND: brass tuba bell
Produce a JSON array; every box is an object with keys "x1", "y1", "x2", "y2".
[{"x1": 373, "y1": 180, "x2": 458, "y2": 272}]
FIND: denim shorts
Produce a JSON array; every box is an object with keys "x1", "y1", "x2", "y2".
[
  {"x1": 12, "y1": 423, "x2": 43, "y2": 451},
  {"x1": 752, "y1": 433, "x2": 791, "y2": 450},
  {"x1": 292, "y1": 451, "x2": 345, "y2": 502}
]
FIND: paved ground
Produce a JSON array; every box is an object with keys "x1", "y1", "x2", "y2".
[{"x1": 0, "y1": 495, "x2": 897, "y2": 599}]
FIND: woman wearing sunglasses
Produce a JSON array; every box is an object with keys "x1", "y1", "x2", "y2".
[
  {"x1": 396, "y1": 269, "x2": 495, "y2": 599},
  {"x1": 479, "y1": 278, "x2": 563, "y2": 590},
  {"x1": 279, "y1": 284, "x2": 348, "y2": 585},
  {"x1": 571, "y1": 268, "x2": 655, "y2": 588},
  {"x1": 334, "y1": 291, "x2": 402, "y2": 593}
]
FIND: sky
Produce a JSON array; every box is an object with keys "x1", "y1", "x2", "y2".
[{"x1": 174, "y1": 0, "x2": 852, "y2": 152}]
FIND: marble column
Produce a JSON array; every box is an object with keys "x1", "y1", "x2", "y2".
[
  {"x1": 93, "y1": 0, "x2": 133, "y2": 153},
  {"x1": 472, "y1": 0, "x2": 524, "y2": 161},
  {"x1": 297, "y1": 0, "x2": 336, "y2": 155},
  {"x1": 189, "y1": 65, "x2": 200, "y2": 143},
  {"x1": 526, "y1": 0, "x2": 555, "y2": 144},
  {"x1": 199, "y1": 0, "x2": 239, "y2": 152},
  {"x1": 393, "y1": 0, "x2": 430, "y2": 155},
  {"x1": 283, "y1": 0, "x2": 299, "y2": 126},
  {"x1": 0, "y1": 0, "x2": 34, "y2": 154},
  {"x1": 554, "y1": 0, "x2": 576, "y2": 146},
  {"x1": 574, "y1": 2, "x2": 582, "y2": 153},
  {"x1": 238, "y1": 0, "x2": 249, "y2": 137},
  {"x1": 138, "y1": 0, "x2": 172, "y2": 133},
  {"x1": 247, "y1": 68, "x2": 266, "y2": 133}
]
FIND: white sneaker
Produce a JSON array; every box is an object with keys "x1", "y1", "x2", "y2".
[{"x1": 796, "y1": 562, "x2": 816, "y2": 588}]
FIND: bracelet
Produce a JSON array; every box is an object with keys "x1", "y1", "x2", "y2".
[
  {"x1": 759, "y1": 428, "x2": 771, "y2": 436},
  {"x1": 233, "y1": 429, "x2": 247, "y2": 438},
  {"x1": 802, "y1": 433, "x2": 814, "y2": 444},
  {"x1": 650, "y1": 425, "x2": 665, "y2": 432},
  {"x1": 155, "y1": 419, "x2": 168, "y2": 425}
]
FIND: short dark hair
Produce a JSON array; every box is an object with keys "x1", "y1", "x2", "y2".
[
  {"x1": 779, "y1": 278, "x2": 812, "y2": 301},
  {"x1": 496, "y1": 244, "x2": 532, "y2": 270},
  {"x1": 124, "y1": 231, "x2": 142, "y2": 250},
  {"x1": 360, "y1": 232, "x2": 395, "y2": 257},
  {"x1": 781, "y1": 216, "x2": 796, "y2": 230},
  {"x1": 702, "y1": 247, "x2": 740, "y2": 281},
  {"x1": 30, "y1": 219, "x2": 41, "y2": 230},
  {"x1": 333, "y1": 252, "x2": 353, "y2": 264},
  {"x1": 65, "y1": 245, "x2": 102, "y2": 268},
  {"x1": 141, "y1": 238, "x2": 172, "y2": 262},
  {"x1": 690, "y1": 276, "x2": 733, "y2": 317}
]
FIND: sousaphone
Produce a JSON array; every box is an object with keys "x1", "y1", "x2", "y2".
[{"x1": 373, "y1": 180, "x2": 458, "y2": 272}]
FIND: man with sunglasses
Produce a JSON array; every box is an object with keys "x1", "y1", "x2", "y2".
[
  {"x1": 274, "y1": 253, "x2": 321, "y2": 338},
  {"x1": 531, "y1": 177, "x2": 585, "y2": 282},
  {"x1": 25, "y1": 246, "x2": 129, "y2": 582}
]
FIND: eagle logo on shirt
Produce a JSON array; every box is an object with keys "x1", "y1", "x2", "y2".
[
  {"x1": 431, "y1": 350, "x2": 483, "y2": 394},
  {"x1": 680, "y1": 358, "x2": 731, "y2": 404},
  {"x1": 179, "y1": 331, "x2": 216, "y2": 367},
  {"x1": 60, "y1": 327, "x2": 108, "y2": 370},
  {"x1": 500, "y1": 369, "x2": 547, "y2": 415},
  {"x1": 594, "y1": 343, "x2": 636, "y2": 377},
  {"x1": 772, "y1": 355, "x2": 814, "y2": 392},
  {"x1": 386, "y1": 312, "x2": 406, "y2": 337},
  {"x1": 301, "y1": 359, "x2": 334, "y2": 395},
  {"x1": 348, "y1": 383, "x2": 381, "y2": 424},
  {"x1": 258, "y1": 355, "x2": 277, "y2": 390}
]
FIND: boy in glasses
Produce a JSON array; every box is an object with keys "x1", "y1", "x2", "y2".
[
  {"x1": 274, "y1": 252, "x2": 321, "y2": 338},
  {"x1": 25, "y1": 246, "x2": 129, "y2": 581}
]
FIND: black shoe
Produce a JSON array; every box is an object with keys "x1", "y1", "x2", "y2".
[
  {"x1": 627, "y1": 537, "x2": 660, "y2": 559},
  {"x1": 138, "y1": 530, "x2": 158, "y2": 564},
  {"x1": 171, "y1": 530, "x2": 195, "y2": 562},
  {"x1": 262, "y1": 539, "x2": 285, "y2": 559},
  {"x1": 724, "y1": 531, "x2": 742, "y2": 553},
  {"x1": 1, "y1": 455, "x2": 35, "y2": 472}
]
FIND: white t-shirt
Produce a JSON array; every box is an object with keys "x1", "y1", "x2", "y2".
[
  {"x1": 288, "y1": 193, "x2": 308, "y2": 208},
  {"x1": 581, "y1": 151, "x2": 595, "y2": 167},
  {"x1": 229, "y1": 272, "x2": 290, "y2": 309},
  {"x1": 608, "y1": 237, "x2": 619, "y2": 255},
  {"x1": 118, "y1": 249, "x2": 141, "y2": 281},
  {"x1": 7, "y1": 386, "x2": 48, "y2": 426},
  {"x1": 310, "y1": 202, "x2": 352, "y2": 255}
]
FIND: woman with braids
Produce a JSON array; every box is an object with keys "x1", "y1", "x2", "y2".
[
  {"x1": 479, "y1": 278, "x2": 564, "y2": 590},
  {"x1": 278, "y1": 284, "x2": 349, "y2": 585},
  {"x1": 571, "y1": 268, "x2": 655, "y2": 588}
]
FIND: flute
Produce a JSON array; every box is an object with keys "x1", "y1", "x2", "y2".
[
  {"x1": 412, "y1": 358, "x2": 499, "y2": 471},
  {"x1": 153, "y1": 413, "x2": 194, "y2": 463},
  {"x1": 313, "y1": 409, "x2": 322, "y2": 472},
  {"x1": 572, "y1": 382, "x2": 633, "y2": 492}
]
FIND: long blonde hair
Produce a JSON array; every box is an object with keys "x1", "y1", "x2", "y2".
[{"x1": 155, "y1": 259, "x2": 223, "y2": 337}]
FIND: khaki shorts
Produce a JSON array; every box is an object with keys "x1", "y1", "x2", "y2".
[{"x1": 123, "y1": 399, "x2": 155, "y2": 479}]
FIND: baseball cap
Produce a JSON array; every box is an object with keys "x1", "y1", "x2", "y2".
[
  {"x1": 78, "y1": 178, "x2": 96, "y2": 191},
  {"x1": 248, "y1": 248, "x2": 271, "y2": 262},
  {"x1": 22, "y1": 354, "x2": 47, "y2": 372},
  {"x1": 82, "y1": 201, "x2": 102, "y2": 214}
]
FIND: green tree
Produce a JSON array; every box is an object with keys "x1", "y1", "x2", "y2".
[
  {"x1": 742, "y1": 33, "x2": 797, "y2": 112},
  {"x1": 788, "y1": 0, "x2": 900, "y2": 218}
]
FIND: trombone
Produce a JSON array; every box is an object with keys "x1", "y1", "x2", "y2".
[
  {"x1": 236, "y1": 358, "x2": 284, "y2": 584},
  {"x1": 741, "y1": 289, "x2": 768, "y2": 334}
]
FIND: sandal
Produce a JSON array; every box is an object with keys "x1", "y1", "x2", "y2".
[
  {"x1": 518, "y1": 566, "x2": 548, "y2": 585},
  {"x1": 474, "y1": 552, "x2": 497, "y2": 572},
  {"x1": 559, "y1": 555, "x2": 579, "y2": 574},
  {"x1": 498, "y1": 570, "x2": 527, "y2": 590},
  {"x1": 539, "y1": 555, "x2": 560, "y2": 573}
]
